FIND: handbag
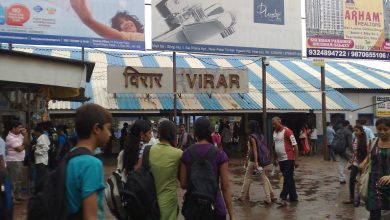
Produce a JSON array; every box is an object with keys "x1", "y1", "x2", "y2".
[
  {"x1": 358, "y1": 162, "x2": 370, "y2": 202},
  {"x1": 358, "y1": 138, "x2": 377, "y2": 202}
]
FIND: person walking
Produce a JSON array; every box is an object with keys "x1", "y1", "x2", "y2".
[
  {"x1": 299, "y1": 124, "x2": 310, "y2": 156},
  {"x1": 5, "y1": 120, "x2": 29, "y2": 204},
  {"x1": 238, "y1": 120, "x2": 276, "y2": 204},
  {"x1": 66, "y1": 103, "x2": 112, "y2": 219},
  {"x1": 358, "y1": 119, "x2": 376, "y2": 141},
  {"x1": 177, "y1": 124, "x2": 192, "y2": 150},
  {"x1": 363, "y1": 117, "x2": 390, "y2": 219},
  {"x1": 120, "y1": 122, "x2": 128, "y2": 151},
  {"x1": 343, "y1": 125, "x2": 368, "y2": 205},
  {"x1": 326, "y1": 122, "x2": 336, "y2": 162},
  {"x1": 148, "y1": 120, "x2": 182, "y2": 220},
  {"x1": 272, "y1": 117, "x2": 299, "y2": 206},
  {"x1": 309, "y1": 126, "x2": 318, "y2": 154},
  {"x1": 211, "y1": 130, "x2": 222, "y2": 150},
  {"x1": 118, "y1": 120, "x2": 153, "y2": 172},
  {"x1": 335, "y1": 120, "x2": 353, "y2": 184},
  {"x1": 180, "y1": 117, "x2": 235, "y2": 220},
  {"x1": 32, "y1": 125, "x2": 50, "y2": 194},
  {"x1": 0, "y1": 121, "x2": 12, "y2": 220},
  {"x1": 221, "y1": 122, "x2": 232, "y2": 157}
]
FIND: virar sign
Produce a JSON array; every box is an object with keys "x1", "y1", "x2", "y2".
[{"x1": 107, "y1": 66, "x2": 248, "y2": 94}]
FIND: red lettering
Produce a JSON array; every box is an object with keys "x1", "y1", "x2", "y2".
[{"x1": 373, "y1": 12, "x2": 380, "y2": 22}]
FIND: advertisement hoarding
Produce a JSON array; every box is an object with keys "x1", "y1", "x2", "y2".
[
  {"x1": 107, "y1": 66, "x2": 248, "y2": 94},
  {"x1": 0, "y1": 0, "x2": 145, "y2": 50},
  {"x1": 152, "y1": 0, "x2": 302, "y2": 57},
  {"x1": 306, "y1": 0, "x2": 390, "y2": 60},
  {"x1": 374, "y1": 96, "x2": 390, "y2": 117}
]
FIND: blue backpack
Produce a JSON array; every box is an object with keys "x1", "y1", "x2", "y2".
[{"x1": 250, "y1": 133, "x2": 271, "y2": 167}]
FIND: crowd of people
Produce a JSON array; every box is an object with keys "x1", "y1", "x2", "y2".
[{"x1": 0, "y1": 104, "x2": 389, "y2": 220}]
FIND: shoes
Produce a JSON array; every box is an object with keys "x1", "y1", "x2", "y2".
[
  {"x1": 340, "y1": 181, "x2": 347, "y2": 184},
  {"x1": 236, "y1": 197, "x2": 249, "y2": 202},
  {"x1": 342, "y1": 200, "x2": 353, "y2": 204},
  {"x1": 289, "y1": 198, "x2": 299, "y2": 202},
  {"x1": 275, "y1": 198, "x2": 288, "y2": 207}
]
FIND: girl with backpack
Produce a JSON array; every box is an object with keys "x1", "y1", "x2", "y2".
[
  {"x1": 119, "y1": 120, "x2": 153, "y2": 172},
  {"x1": 180, "y1": 117, "x2": 235, "y2": 220},
  {"x1": 238, "y1": 120, "x2": 276, "y2": 204},
  {"x1": 148, "y1": 120, "x2": 183, "y2": 220}
]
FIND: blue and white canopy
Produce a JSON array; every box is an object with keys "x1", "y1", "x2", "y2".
[{"x1": 10, "y1": 46, "x2": 389, "y2": 113}]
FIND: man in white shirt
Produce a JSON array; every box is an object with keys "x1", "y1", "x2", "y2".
[{"x1": 32, "y1": 125, "x2": 50, "y2": 193}]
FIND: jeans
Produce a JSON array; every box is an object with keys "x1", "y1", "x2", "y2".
[
  {"x1": 35, "y1": 163, "x2": 48, "y2": 194},
  {"x1": 240, "y1": 161, "x2": 274, "y2": 201},
  {"x1": 349, "y1": 165, "x2": 359, "y2": 200},
  {"x1": 328, "y1": 145, "x2": 336, "y2": 161},
  {"x1": 279, "y1": 160, "x2": 298, "y2": 201},
  {"x1": 338, "y1": 155, "x2": 348, "y2": 182},
  {"x1": 6, "y1": 161, "x2": 23, "y2": 199}
]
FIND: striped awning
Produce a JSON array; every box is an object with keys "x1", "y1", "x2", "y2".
[{"x1": 8, "y1": 46, "x2": 383, "y2": 113}]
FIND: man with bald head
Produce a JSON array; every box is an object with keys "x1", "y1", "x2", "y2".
[{"x1": 272, "y1": 117, "x2": 299, "y2": 206}]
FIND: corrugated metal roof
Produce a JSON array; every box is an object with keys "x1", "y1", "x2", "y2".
[{"x1": 8, "y1": 46, "x2": 387, "y2": 112}]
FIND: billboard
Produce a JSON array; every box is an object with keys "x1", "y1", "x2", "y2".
[
  {"x1": 306, "y1": 0, "x2": 390, "y2": 60},
  {"x1": 0, "y1": 0, "x2": 145, "y2": 50},
  {"x1": 374, "y1": 96, "x2": 390, "y2": 117},
  {"x1": 152, "y1": 0, "x2": 302, "y2": 57},
  {"x1": 107, "y1": 66, "x2": 248, "y2": 94}
]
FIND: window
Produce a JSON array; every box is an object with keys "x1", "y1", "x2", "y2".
[{"x1": 358, "y1": 114, "x2": 374, "y2": 126}]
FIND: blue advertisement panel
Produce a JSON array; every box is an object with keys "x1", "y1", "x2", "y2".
[
  {"x1": 0, "y1": 0, "x2": 145, "y2": 50},
  {"x1": 152, "y1": 0, "x2": 302, "y2": 57}
]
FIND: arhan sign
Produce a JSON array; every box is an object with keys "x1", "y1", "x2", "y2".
[{"x1": 107, "y1": 66, "x2": 248, "y2": 94}]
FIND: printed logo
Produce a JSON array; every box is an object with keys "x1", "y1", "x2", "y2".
[
  {"x1": 46, "y1": 7, "x2": 56, "y2": 15},
  {"x1": 254, "y1": 0, "x2": 284, "y2": 25},
  {"x1": 33, "y1": 5, "x2": 43, "y2": 13},
  {"x1": 6, "y1": 4, "x2": 30, "y2": 26}
]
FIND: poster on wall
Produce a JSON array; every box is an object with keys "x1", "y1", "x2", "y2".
[
  {"x1": 152, "y1": 0, "x2": 302, "y2": 57},
  {"x1": 0, "y1": 0, "x2": 145, "y2": 50},
  {"x1": 374, "y1": 96, "x2": 390, "y2": 117},
  {"x1": 306, "y1": 0, "x2": 390, "y2": 60}
]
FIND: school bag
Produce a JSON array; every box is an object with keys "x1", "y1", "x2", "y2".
[
  {"x1": 250, "y1": 133, "x2": 272, "y2": 167},
  {"x1": 105, "y1": 168, "x2": 127, "y2": 220},
  {"x1": 182, "y1": 146, "x2": 219, "y2": 220},
  {"x1": 27, "y1": 147, "x2": 92, "y2": 220},
  {"x1": 332, "y1": 129, "x2": 347, "y2": 154},
  {"x1": 122, "y1": 145, "x2": 160, "y2": 220}
]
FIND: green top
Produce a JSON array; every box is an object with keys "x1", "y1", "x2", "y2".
[{"x1": 149, "y1": 143, "x2": 182, "y2": 220}]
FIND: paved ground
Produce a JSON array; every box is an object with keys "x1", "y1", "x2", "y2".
[{"x1": 14, "y1": 154, "x2": 371, "y2": 220}]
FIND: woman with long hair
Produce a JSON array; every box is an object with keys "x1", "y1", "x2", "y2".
[
  {"x1": 119, "y1": 120, "x2": 152, "y2": 172},
  {"x1": 343, "y1": 125, "x2": 368, "y2": 205},
  {"x1": 238, "y1": 120, "x2": 276, "y2": 204},
  {"x1": 363, "y1": 117, "x2": 390, "y2": 219},
  {"x1": 180, "y1": 117, "x2": 235, "y2": 220},
  {"x1": 148, "y1": 120, "x2": 182, "y2": 220},
  {"x1": 299, "y1": 124, "x2": 310, "y2": 156}
]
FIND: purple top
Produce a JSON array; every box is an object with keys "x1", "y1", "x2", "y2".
[{"x1": 181, "y1": 143, "x2": 229, "y2": 216}]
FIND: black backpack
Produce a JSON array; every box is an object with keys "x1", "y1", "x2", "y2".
[
  {"x1": 27, "y1": 147, "x2": 92, "y2": 220},
  {"x1": 182, "y1": 146, "x2": 219, "y2": 220},
  {"x1": 332, "y1": 129, "x2": 347, "y2": 154},
  {"x1": 122, "y1": 145, "x2": 160, "y2": 220}
]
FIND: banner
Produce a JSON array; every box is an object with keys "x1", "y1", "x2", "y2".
[
  {"x1": 306, "y1": 0, "x2": 390, "y2": 60},
  {"x1": 0, "y1": 0, "x2": 145, "y2": 50},
  {"x1": 152, "y1": 0, "x2": 302, "y2": 57},
  {"x1": 107, "y1": 66, "x2": 248, "y2": 94},
  {"x1": 374, "y1": 96, "x2": 390, "y2": 117}
]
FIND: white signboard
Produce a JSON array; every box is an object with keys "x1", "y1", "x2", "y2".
[
  {"x1": 107, "y1": 66, "x2": 248, "y2": 94},
  {"x1": 176, "y1": 68, "x2": 248, "y2": 94},
  {"x1": 152, "y1": 0, "x2": 302, "y2": 57},
  {"x1": 108, "y1": 66, "x2": 173, "y2": 93}
]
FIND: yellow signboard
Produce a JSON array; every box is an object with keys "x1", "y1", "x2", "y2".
[{"x1": 374, "y1": 96, "x2": 390, "y2": 117}]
